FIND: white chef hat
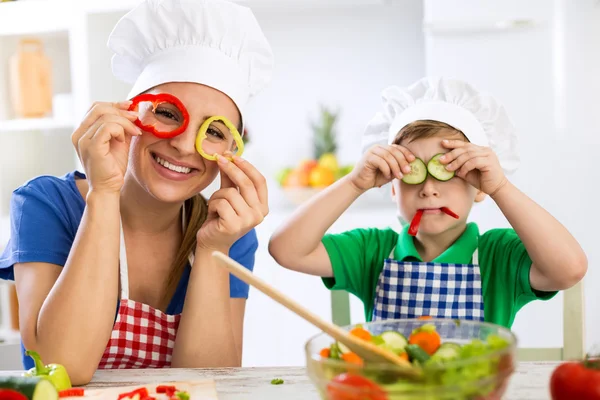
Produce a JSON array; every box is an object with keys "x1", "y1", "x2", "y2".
[
  {"x1": 107, "y1": 0, "x2": 274, "y2": 126},
  {"x1": 361, "y1": 76, "x2": 519, "y2": 174}
]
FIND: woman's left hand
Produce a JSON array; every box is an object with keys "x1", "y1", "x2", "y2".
[
  {"x1": 438, "y1": 139, "x2": 508, "y2": 196},
  {"x1": 197, "y1": 155, "x2": 269, "y2": 251}
]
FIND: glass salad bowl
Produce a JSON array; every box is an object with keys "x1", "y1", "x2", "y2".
[{"x1": 305, "y1": 318, "x2": 517, "y2": 400}]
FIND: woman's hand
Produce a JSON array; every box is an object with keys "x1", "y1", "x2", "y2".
[
  {"x1": 71, "y1": 101, "x2": 142, "y2": 195},
  {"x1": 196, "y1": 155, "x2": 269, "y2": 251}
]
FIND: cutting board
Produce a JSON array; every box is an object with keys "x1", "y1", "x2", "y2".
[{"x1": 62, "y1": 380, "x2": 218, "y2": 399}]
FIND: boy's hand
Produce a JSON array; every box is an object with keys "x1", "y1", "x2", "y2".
[
  {"x1": 439, "y1": 139, "x2": 507, "y2": 196},
  {"x1": 349, "y1": 144, "x2": 415, "y2": 192}
]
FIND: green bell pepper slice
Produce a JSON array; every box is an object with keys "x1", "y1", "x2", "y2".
[{"x1": 22, "y1": 350, "x2": 72, "y2": 392}]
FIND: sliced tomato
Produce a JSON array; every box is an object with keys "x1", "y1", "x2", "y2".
[{"x1": 326, "y1": 373, "x2": 388, "y2": 400}]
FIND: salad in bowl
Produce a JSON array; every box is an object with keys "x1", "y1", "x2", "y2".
[{"x1": 305, "y1": 318, "x2": 517, "y2": 400}]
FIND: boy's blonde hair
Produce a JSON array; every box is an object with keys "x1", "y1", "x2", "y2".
[{"x1": 393, "y1": 120, "x2": 468, "y2": 146}]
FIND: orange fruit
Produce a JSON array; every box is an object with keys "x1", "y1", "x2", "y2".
[
  {"x1": 284, "y1": 169, "x2": 310, "y2": 187},
  {"x1": 298, "y1": 159, "x2": 318, "y2": 173},
  {"x1": 309, "y1": 166, "x2": 335, "y2": 188}
]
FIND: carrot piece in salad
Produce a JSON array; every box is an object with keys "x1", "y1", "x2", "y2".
[
  {"x1": 349, "y1": 327, "x2": 372, "y2": 342},
  {"x1": 408, "y1": 330, "x2": 441, "y2": 355},
  {"x1": 341, "y1": 352, "x2": 364, "y2": 366}
]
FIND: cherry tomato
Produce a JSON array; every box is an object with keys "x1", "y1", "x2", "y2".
[{"x1": 326, "y1": 373, "x2": 388, "y2": 400}]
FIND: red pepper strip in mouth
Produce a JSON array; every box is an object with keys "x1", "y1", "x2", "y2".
[
  {"x1": 441, "y1": 207, "x2": 459, "y2": 219},
  {"x1": 408, "y1": 209, "x2": 424, "y2": 236}
]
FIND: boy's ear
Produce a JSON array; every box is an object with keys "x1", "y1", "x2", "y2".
[{"x1": 474, "y1": 190, "x2": 487, "y2": 203}]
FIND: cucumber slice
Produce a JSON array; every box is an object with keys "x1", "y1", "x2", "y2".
[
  {"x1": 427, "y1": 153, "x2": 454, "y2": 181},
  {"x1": 0, "y1": 376, "x2": 58, "y2": 400},
  {"x1": 336, "y1": 341, "x2": 351, "y2": 355},
  {"x1": 329, "y1": 342, "x2": 342, "y2": 359},
  {"x1": 370, "y1": 335, "x2": 385, "y2": 346},
  {"x1": 379, "y1": 331, "x2": 408, "y2": 353},
  {"x1": 405, "y1": 344, "x2": 431, "y2": 364},
  {"x1": 401, "y1": 158, "x2": 427, "y2": 185},
  {"x1": 431, "y1": 342, "x2": 461, "y2": 361}
]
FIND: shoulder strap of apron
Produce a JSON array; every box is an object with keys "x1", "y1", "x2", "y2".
[
  {"x1": 472, "y1": 248, "x2": 479, "y2": 264},
  {"x1": 183, "y1": 205, "x2": 195, "y2": 266},
  {"x1": 118, "y1": 217, "x2": 130, "y2": 300},
  {"x1": 119, "y1": 204, "x2": 193, "y2": 300}
]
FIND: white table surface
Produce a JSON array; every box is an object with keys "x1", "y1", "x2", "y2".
[{"x1": 0, "y1": 362, "x2": 559, "y2": 399}]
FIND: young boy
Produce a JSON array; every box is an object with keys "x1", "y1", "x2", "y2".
[{"x1": 268, "y1": 77, "x2": 587, "y2": 329}]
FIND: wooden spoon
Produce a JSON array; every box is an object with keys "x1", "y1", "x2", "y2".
[{"x1": 212, "y1": 251, "x2": 423, "y2": 380}]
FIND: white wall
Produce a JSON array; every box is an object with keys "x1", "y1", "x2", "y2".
[
  {"x1": 557, "y1": 0, "x2": 600, "y2": 352},
  {"x1": 423, "y1": 0, "x2": 599, "y2": 352},
  {"x1": 240, "y1": 1, "x2": 426, "y2": 366}
]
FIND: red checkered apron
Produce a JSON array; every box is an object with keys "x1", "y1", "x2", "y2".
[{"x1": 98, "y1": 218, "x2": 190, "y2": 369}]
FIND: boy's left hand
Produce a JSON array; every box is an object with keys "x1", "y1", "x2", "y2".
[{"x1": 438, "y1": 139, "x2": 507, "y2": 196}]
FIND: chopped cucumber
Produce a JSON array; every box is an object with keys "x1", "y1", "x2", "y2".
[
  {"x1": 416, "y1": 323, "x2": 437, "y2": 333},
  {"x1": 427, "y1": 153, "x2": 454, "y2": 181},
  {"x1": 329, "y1": 342, "x2": 342, "y2": 359},
  {"x1": 406, "y1": 344, "x2": 431, "y2": 364},
  {"x1": 401, "y1": 158, "x2": 427, "y2": 185},
  {"x1": 371, "y1": 335, "x2": 386, "y2": 346},
  {"x1": 0, "y1": 376, "x2": 58, "y2": 400},
  {"x1": 431, "y1": 342, "x2": 462, "y2": 361},
  {"x1": 336, "y1": 341, "x2": 351, "y2": 355},
  {"x1": 379, "y1": 331, "x2": 408, "y2": 353}
]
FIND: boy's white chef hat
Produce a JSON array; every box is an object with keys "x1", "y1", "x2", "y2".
[
  {"x1": 107, "y1": 0, "x2": 274, "y2": 126},
  {"x1": 362, "y1": 76, "x2": 519, "y2": 174}
]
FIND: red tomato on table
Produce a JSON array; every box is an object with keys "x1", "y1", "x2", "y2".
[{"x1": 550, "y1": 359, "x2": 600, "y2": 400}]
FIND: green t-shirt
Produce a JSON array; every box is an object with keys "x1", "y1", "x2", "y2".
[{"x1": 321, "y1": 222, "x2": 556, "y2": 328}]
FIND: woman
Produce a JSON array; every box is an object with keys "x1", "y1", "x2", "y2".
[{"x1": 0, "y1": 0, "x2": 274, "y2": 384}]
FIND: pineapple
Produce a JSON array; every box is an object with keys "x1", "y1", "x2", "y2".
[{"x1": 311, "y1": 105, "x2": 338, "y2": 160}]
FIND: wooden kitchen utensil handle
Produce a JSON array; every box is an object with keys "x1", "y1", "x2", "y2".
[{"x1": 211, "y1": 251, "x2": 422, "y2": 380}]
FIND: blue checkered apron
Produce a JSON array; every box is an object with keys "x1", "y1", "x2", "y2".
[{"x1": 372, "y1": 248, "x2": 484, "y2": 321}]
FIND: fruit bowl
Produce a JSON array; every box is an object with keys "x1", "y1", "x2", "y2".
[
  {"x1": 275, "y1": 154, "x2": 355, "y2": 206},
  {"x1": 282, "y1": 187, "x2": 324, "y2": 205},
  {"x1": 305, "y1": 318, "x2": 517, "y2": 400}
]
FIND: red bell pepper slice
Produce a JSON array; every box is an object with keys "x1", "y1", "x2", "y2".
[
  {"x1": 408, "y1": 209, "x2": 424, "y2": 236},
  {"x1": 156, "y1": 384, "x2": 178, "y2": 397},
  {"x1": 0, "y1": 389, "x2": 28, "y2": 400},
  {"x1": 117, "y1": 387, "x2": 150, "y2": 400},
  {"x1": 441, "y1": 207, "x2": 459, "y2": 219},
  {"x1": 128, "y1": 93, "x2": 190, "y2": 139},
  {"x1": 59, "y1": 388, "x2": 85, "y2": 397},
  {"x1": 156, "y1": 385, "x2": 177, "y2": 394}
]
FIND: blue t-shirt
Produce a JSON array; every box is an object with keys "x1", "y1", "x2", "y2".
[{"x1": 0, "y1": 171, "x2": 258, "y2": 369}]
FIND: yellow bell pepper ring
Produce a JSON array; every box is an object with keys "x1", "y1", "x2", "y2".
[{"x1": 195, "y1": 116, "x2": 244, "y2": 161}]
